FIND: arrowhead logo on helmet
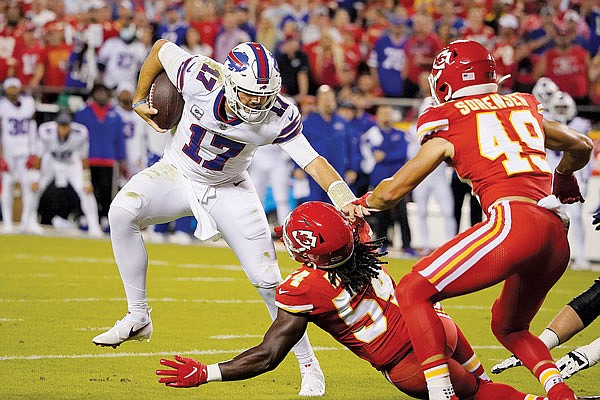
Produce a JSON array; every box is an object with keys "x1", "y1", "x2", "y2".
[{"x1": 292, "y1": 230, "x2": 318, "y2": 249}]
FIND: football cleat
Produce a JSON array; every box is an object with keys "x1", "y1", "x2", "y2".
[
  {"x1": 557, "y1": 350, "x2": 590, "y2": 379},
  {"x1": 491, "y1": 355, "x2": 522, "y2": 374},
  {"x1": 93, "y1": 308, "x2": 153, "y2": 348},
  {"x1": 298, "y1": 361, "x2": 325, "y2": 397}
]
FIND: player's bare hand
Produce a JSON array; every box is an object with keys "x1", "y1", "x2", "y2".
[
  {"x1": 133, "y1": 101, "x2": 167, "y2": 133},
  {"x1": 30, "y1": 182, "x2": 40, "y2": 192},
  {"x1": 156, "y1": 355, "x2": 208, "y2": 388},
  {"x1": 83, "y1": 183, "x2": 93, "y2": 194}
]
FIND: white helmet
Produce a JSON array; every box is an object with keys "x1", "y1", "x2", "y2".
[
  {"x1": 532, "y1": 77, "x2": 559, "y2": 109},
  {"x1": 548, "y1": 91, "x2": 577, "y2": 125},
  {"x1": 223, "y1": 42, "x2": 281, "y2": 124}
]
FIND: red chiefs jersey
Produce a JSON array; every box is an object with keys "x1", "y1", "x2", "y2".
[
  {"x1": 543, "y1": 45, "x2": 589, "y2": 100},
  {"x1": 417, "y1": 92, "x2": 552, "y2": 212},
  {"x1": 275, "y1": 266, "x2": 412, "y2": 371}
]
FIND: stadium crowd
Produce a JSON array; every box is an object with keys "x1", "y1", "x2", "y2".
[{"x1": 0, "y1": 0, "x2": 598, "y2": 263}]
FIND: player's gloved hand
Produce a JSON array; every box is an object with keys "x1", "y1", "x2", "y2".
[
  {"x1": 352, "y1": 191, "x2": 373, "y2": 209},
  {"x1": 156, "y1": 355, "x2": 208, "y2": 388},
  {"x1": 0, "y1": 157, "x2": 8, "y2": 172},
  {"x1": 593, "y1": 211, "x2": 600, "y2": 231},
  {"x1": 490, "y1": 355, "x2": 523, "y2": 374},
  {"x1": 552, "y1": 170, "x2": 584, "y2": 204},
  {"x1": 25, "y1": 155, "x2": 40, "y2": 169}
]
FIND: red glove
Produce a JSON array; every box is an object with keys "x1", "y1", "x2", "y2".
[
  {"x1": 352, "y1": 217, "x2": 373, "y2": 242},
  {"x1": 352, "y1": 191, "x2": 373, "y2": 208},
  {"x1": 25, "y1": 155, "x2": 40, "y2": 169},
  {"x1": 0, "y1": 157, "x2": 8, "y2": 172},
  {"x1": 156, "y1": 355, "x2": 208, "y2": 388},
  {"x1": 552, "y1": 170, "x2": 584, "y2": 204}
]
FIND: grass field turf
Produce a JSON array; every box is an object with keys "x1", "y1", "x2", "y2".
[{"x1": 0, "y1": 235, "x2": 598, "y2": 399}]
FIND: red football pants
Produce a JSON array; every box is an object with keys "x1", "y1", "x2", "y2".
[{"x1": 395, "y1": 201, "x2": 570, "y2": 370}]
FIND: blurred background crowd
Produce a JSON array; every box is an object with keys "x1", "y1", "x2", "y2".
[{"x1": 0, "y1": 0, "x2": 599, "y2": 267}]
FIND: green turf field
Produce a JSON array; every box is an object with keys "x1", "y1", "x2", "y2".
[{"x1": 0, "y1": 235, "x2": 598, "y2": 399}]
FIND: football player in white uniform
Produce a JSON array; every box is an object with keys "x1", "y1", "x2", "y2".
[
  {"x1": 92, "y1": 39, "x2": 367, "y2": 397},
  {"x1": 29, "y1": 112, "x2": 103, "y2": 237},
  {"x1": 545, "y1": 91, "x2": 593, "y2": 269},
  {"x1": 114, "y1": 83, "x2": 148, "y2": 180},
  {"x1": 0, "y1": 78, "x2": 39, "y2": 234},
  {"x1": 408, "y1": 97, "x2": 456, "y2": 253}
]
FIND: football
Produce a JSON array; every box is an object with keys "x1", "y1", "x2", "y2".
[{"x1": 148, "y1": 71, "x2": 184, "y2": 130}]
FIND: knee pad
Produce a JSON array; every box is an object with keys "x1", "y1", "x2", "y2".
[
  {"x1": 248, "y1": 259, "x2": 282, "y2": 290},
  {"x1": 568, "y1": 277, "x2": 600, "y2": 327},
  {"x1": 110, "y1": 190, "x2": 149, "y2": 222}
]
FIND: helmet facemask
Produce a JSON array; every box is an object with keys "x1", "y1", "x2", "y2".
[{"x1": 224, "y1": 75, "x2": 278, "y2": 124}]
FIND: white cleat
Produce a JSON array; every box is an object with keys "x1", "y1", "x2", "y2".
[
  {"x1": 298, "y1": 361, "x2": 325, "y2": 397},
  {"x1": 93, "y1": 309, "x2": 153, "y2": 348},
  {"x1": 491, "y1": 355, "x2": 523, "y2": 374},
  {"x1": 557, "y1": 350, "x2": 590, "y2": 379}
]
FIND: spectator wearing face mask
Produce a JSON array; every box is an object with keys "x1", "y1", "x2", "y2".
[{"x1": 96, "y1": 17, "x2": 146, "y2": 90}]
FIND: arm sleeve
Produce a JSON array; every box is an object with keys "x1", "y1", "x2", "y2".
[{"x1": 278, "y1": 134, "x2": 320, "y2": 169}]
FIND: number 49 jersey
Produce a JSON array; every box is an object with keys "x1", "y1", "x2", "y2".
[
  {"x1": 417, "y1": 92, "x2": 552, "y2": 212},
  {"x1": 158, "y1": 42, "x2": 303, "y2": 185},
  {"x1": 275, "y1": 266, "x2": 412, "y2": 371}
]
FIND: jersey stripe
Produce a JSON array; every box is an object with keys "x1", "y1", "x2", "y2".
[
  {"x1": 248, "y1": 42, "x2": 269, "y2": 84},
  {"x1": 273, "y1": 118, "x2": 302, "y2": 144},
  {"x1": 417, "y1": 119, "x2": 449, "y2": 143},
  {"x1": 275, "y1": 301, "x2": 313, "y2": 313},
  {"x1": 418, "y1": 202, "x2": 512, "y2": 291},
  {"x1": 177, "y1": 57, "x2": 195, "y2": 91}
]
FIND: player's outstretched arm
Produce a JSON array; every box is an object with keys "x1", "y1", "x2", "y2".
[
  {"x1": 156, "y1": 309, "x2": 308, "y2": 387},
  {"x1": 132, "y1": 39, "x2": 170, "y2": 133},
  {"x1": 358, "y1": 137, "x2": 452, "y2": 210},
  {"x1": 303, "y1": 156, "x2": 367, "y2": 219}
]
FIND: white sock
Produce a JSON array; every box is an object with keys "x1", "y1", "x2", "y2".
[
  {"x1": 256, "y1": 287, "x2": 317, "y2": 367},
  {"x1": 577, "y1": 337, "x2": 600, "y2": 366},
  {"x1": 539, "y1": 328, "x2": 560, "y2": 350},
  {"x1": 109, "y1": 206, "x2": 148, "y2": 315},
  {"x1": 207, "y1": 364, "x2": 222, "y2": 382}
]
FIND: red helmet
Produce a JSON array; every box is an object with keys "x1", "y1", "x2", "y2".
[
  {"x1": 428, "y1": 39, "x2": 498, "y2": 104},
  {"x1": 282, "y1": 202, "x2": 354, "y2": 269}
]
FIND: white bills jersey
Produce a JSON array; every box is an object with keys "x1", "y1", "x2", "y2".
[
  {"x1": 98, "y1": 37, "x2": 147, "y2": 89},
  {"x1": 0, "y1": 95, "x2": 37, "y2": 158},
  {"x1": 116, "y1": 105, "x2": 148, "y2": 174},
  {"x1": 37, "y1": 121, "x2": 89, "y2": 164},
  {"x1": 158, "y1": 42, "x2": 307, "y2": 185}
]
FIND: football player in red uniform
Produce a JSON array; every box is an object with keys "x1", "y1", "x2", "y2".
[
  {"x1": 156, "y1": 201, "x2": 549, "y2": 400},
  {"x1": 353, "y1": 40, "x2": 594, "y2": 400}
]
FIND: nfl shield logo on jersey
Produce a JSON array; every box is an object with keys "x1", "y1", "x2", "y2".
[{"x1": 190, "y1": 104, "x2": 204, "y2": 121}]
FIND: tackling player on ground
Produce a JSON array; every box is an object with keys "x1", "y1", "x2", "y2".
[
  {"x1": 353, "y1": 39, "x2": 593, "y2": 400},
  {"x1": 92, "y1": 39, "x2": 366, "y2": 397},
  {"x1": 156, "y1": 201, "x2": 550, "y2": 400}
]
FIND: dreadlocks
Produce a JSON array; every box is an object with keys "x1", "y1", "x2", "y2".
[{"x1": 327, "y1": 236, "x2": 388, "y2": 296}]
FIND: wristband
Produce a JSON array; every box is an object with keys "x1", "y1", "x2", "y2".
[
  {"x1": 327, "y1": 180, "x2": 356, "y2": 209},
  {"x1": 132, "y1": 99, "x2": 148, "y2": 109},
  {"x1": 83, "y1": 169, "x2": 92, "y2": 184},
  {"x1": 207, "y1": 364, "x2": 222, "y2": 382}
]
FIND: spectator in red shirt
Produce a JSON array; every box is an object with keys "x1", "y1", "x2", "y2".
[
  {"x1": 533, "y1": 24, "x2": 592, "y2": 104},
  {"x1": 38, "y1": 21, "x2": 73, "y2": 102},
  {"x1": 403, "y1": 13, "x2": 443, "y2": 98},
  {"x1": 304, "y1": 30, "x2": 345, "y2": 89},
  {"x1": 11, "y1": 23, "x2": 44, "y2": 88},
  {"x1": 187, "y1": 0, "x2": 220, "y2": 50},
  {"x1": 0, "y1": 3, "x2": 24, "y2": 82}
]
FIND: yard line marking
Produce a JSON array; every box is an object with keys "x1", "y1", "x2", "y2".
[
  {"x1": 209, "y1": 334, "x2": 264, "y2": 339},
  {"x1": 175, "y1": 277, "x2": 235, "y2": 282},
  {"x1": 0, "y1": 346, "x2": 342, "y2": 361},
  {"x1": 0, "y1": 318, "x2": 23, "y2": 321},
  {"x1": 0, "y1": 297, "x2": 264, "y2": 304},
  {"x1": 8, "y1": 254, "x2": 243, "y2": 271}
]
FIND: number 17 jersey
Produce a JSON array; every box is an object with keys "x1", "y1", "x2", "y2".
[
  {"x1": 417, "y1": 92, "x2": 552, "y2": 212},
  {"x1": 157, "y1": 42, "x2": 303, "y2": 185}
]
